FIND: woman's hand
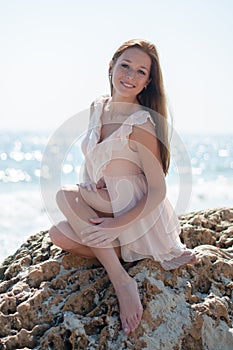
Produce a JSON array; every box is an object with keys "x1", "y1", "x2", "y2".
[
  {"x1": 80, "y1": 217, "x2": 121, "y2": 248},
  {"x1": 79, "y1": 178, "x2": 106, "y2": 192},
  {"x1": 96, "y1": 177, "x2": 106, "y2": 189}
]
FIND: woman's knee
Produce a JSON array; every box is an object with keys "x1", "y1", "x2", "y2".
[
  {"x1": 49, "y1": 224, "x2": 70, "y2": 249},
  {"x1": 56, "y1": 185, "x2": 81, "y2": 211},
  {"x1": 49, "y1": 225, "x2": 64, "y2": 247},
  {"x1": 49, "y1": 221, "x2": 82, "y2": 251},
  {"x1": 79, "y1": 186, "x2": 113, "y2": 215}
]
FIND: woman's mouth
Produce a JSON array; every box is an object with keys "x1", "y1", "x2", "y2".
[{"x1": 121, "y1": 81, "x2": 136, "y2": 88}]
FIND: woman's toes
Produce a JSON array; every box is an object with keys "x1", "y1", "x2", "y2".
[
  {"x1": 121, "y1": 319, "x2": 130, "y2": 334},
  {"x1": 137, "y1": 306, "x2": 143, "y2": 319},
  {"x1": 127, "y1": 317, "x2": 136, "y2": 332},
  {"x1": 132, "y1": 314, "x2": 140, "y2": 328},
  {"x1": 127, "y1": 314, "x2": 140, "y2": 333}
]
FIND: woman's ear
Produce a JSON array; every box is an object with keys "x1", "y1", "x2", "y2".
[
  {"x1": 109, "y1": 60, "x2": 113, "y2": 75},
  {"x1": 144, "y1": 78, "x2": 151, "y2": 89}
]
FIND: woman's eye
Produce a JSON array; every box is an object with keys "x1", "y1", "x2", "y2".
[
  {"x1": 138, "y1": 70, "x2": 146, "y2": 75},
  {"x1": 121, "y1": 63, "x2": 129, "y2": 68}
]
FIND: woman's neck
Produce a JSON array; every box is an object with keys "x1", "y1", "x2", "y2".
[
  {"x1": 106, "y1": 95, "x2": 141, "y2": 118},
  {"x1": 111, "y1": 93, "x2": 138, "y2": 105}
]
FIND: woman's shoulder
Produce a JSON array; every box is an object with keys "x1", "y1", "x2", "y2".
[
  {"x1": 129, "y1": 109, "x2": 156, "y2": 132},
  {"x1": 88, "y1": 94, "x2": 110, "y2": 122},
  {"x1": 120, "y1": 109, "x2": 157, "y2": 147},
  {"x1": 91, "y1": 94, "x2": 110, "y2": 108}
]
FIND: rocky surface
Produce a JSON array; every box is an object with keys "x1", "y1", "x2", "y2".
[{"x1": 0, "y1": 207, "x2": 233, "y2": 350}]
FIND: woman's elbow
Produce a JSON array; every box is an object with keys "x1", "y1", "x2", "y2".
[
  {"x1": 149, "y1": 182, "x2": 166, "y2": 203},
  {"x1": 158, "y1": 183, "x2": 166, "y2": 202}
]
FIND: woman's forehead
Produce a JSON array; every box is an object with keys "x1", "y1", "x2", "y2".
[{"x1": 119, "y1": 48, "x2": 151, "y2": 68}]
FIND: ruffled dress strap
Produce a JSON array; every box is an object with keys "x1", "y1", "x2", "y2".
[
  {"x1": 92, "y1": 94, "x2": 156, "y2": 137},
  {"x1": 89, "y1": 94, "x2": 110, "y2": 128},
  {"x1": 82, "y1": 94, "x2": 157, "y2": 155},
  {"x1": 81, "y1": 94, "x2": 109, "y2": 156},
  {"x1": 117, "y1": 109, "x2": 156, "y2": 146}
]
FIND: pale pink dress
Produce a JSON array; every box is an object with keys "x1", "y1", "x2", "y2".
[{"x1": 80, "y1": 95, "x2": 195, "y2": 270}]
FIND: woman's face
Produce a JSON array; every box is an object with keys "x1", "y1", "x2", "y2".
[{"x1": 110, "y1": 47, "x2": 151, "y2": 101}]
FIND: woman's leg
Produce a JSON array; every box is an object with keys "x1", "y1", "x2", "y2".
[
  {"x1": 49, "y1": 185, "x2": 143, "y2": 334},
  {"x1": 49, "y1": 220, "x2": 120, "y2": 258},
  {"x1": 49, "y1": 184, "x2": 116, "y2": 257}
]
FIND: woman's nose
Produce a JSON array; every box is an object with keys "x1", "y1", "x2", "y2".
[{"x1": 127, "y1": 68, "x2": 135, "y2": 79}]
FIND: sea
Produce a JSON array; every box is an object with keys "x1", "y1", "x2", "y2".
[{"x1": 0, "y1": 129, "x2": 232, "y2": 264}]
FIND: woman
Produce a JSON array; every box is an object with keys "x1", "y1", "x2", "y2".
[{"x1": 49, "y1": 39, "x2": 196, "y2": 335}]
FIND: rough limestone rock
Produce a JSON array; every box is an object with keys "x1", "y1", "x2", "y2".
[{"x1": 0, "y1": 207, "x2": 233, "y2": 350}]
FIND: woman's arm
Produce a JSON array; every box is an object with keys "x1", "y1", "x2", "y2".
[{"x1": 114, "y1": 121, "x2": 166, "y2": 229}]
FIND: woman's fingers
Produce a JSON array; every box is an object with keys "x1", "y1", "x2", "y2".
[
  {"x1": 82, "y1": 229, "x2": 99, "y2": 240},
  {"x1": 86, "y1": 183, "x2": 97, "y2": 192},
  {"x1": 81, "y1": 218, "x2": 105, "y2": 235},
  {"x1": 90, "y1": 183, "x2": 97, "y2": 192},
  {"x1": 82, "y1": 231, "x2": 108, "y2": 245},
  {"x1": 81, "y1": 225, "x2": 99, "y2": 235},
  {"x1": 89, "y1": 217, "x2": 104, "y2": 224},
  {"x1": 80, "y1": 218, "x2": 110, "y2": 246},
  {"x1": 79, "y1": 182, "x2": 97, "y2": 192},
  {"x1": 87, "y1": 236, "x2": 111, "y2": 247},
  {"x1": 96, "y1": 177, "x2": 106, "y2": 189}
]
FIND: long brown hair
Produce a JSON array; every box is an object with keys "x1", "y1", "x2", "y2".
[{"x1": 109, "y1": 39, "x2": 170, "y2": 175}]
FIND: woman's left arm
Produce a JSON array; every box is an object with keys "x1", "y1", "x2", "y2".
[{"x1": 113, "y1": 121, "x2": 166, "y2": 229}]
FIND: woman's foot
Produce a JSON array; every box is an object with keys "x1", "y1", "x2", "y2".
[
  {"x1": 160, "y1": 249, "x2": 197, "y2": 271},
  {"x1": 113, "y1": 276, "x2": 143, "y2": 334}
]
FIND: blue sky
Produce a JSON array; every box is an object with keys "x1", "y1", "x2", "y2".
[{"x1": 1, "y1": 0, "x2": 233, "y2": 134}]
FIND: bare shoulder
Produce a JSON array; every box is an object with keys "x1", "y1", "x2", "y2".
[
  {"x1": 129, "y1": 118, "x2": 162, "y2": 163},
  {"x1": 129, "y1": 117, "x2": 158, "y2": 148}
]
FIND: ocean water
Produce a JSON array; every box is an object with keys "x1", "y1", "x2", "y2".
[{"x1": 0, "y1": 130, "x2": 232, "y2": 263}]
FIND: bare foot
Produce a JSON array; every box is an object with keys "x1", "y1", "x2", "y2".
[
  {"x1": 113, "y1": 276, "x2": 143, "y2": 334},
  {"x1": 160, "y1": 249, "x2": 197, "y2": 271}
]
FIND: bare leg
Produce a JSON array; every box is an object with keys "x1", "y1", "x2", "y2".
[
  {"x1": 49, "y1": 220, "x2": 119, "y2": 258},
  {"x1": 49, "y1": 185, "x2": 143, "y2": 333},
  {"x1": 90, "y1": 244, "x2": 143, "y2": 334}
]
